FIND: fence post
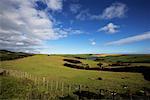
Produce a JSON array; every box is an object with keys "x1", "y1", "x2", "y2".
[
  {"x1": 19, "y1": 71, "x2": 21, "y2": 78},
  {"x1": 42, "y1": 77, "x2": 46, "y2": 87},
  {"x1": 129, "y1": 93, "x2": 132, "y2": 100},
  {"x1": 6, "y1": 70, "x2": 9, "y2": 76},
  {"x1": 25, "y1": 72, "x2": 27, "y2": 78},
  {"x1": 21, "y1": 72, "x2": 24, "y2": 78},
  {"x1": 44, "y1": 79, "x2": 47, "y2": 89},
  {"x1": 145, "y1": 91, "x2": 149, "y2": 100},
  {"x1": 112, "y1": 91, "x2": 115, "y2": 100},
  {"x1": 25, "y1": 72, "x2": 28, "y2": 79},
  {"x1": 9, "y1": 70, "x2": 12, "y2": 76},
  {"x1": 61, "y1": 82, "x2": 64, "y2": 96},
  {"x1": 29, "y1": 74, "x2": 31, "y2": 80},
  {"x1": 68, "y1": 84, "x2": 71, "y2": 95},
  {"x1": 78, "y1": 85, "x2": 82, "y2": 100},
  {"x1": 99, "y1": 89, "x2": 102, "y2": 98},
  {"x1": 56, "y1": 81, "x2": 58, "y2": 90},
  {"x1": 34, "y1": 77, "x2": 37, "y2": 87},
  {"x1": 51, "y1": 81, "x2": 53, "y2": 91},
  {"x1": 47, "y1": 80, "x2": 49, "y2": 91},
  {"x1": 19, "y1": 71, "x2": 21, "y2": 79}
]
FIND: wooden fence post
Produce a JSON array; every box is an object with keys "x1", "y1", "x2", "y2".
[
  {"x1": 61, "y1": 82, "x2": 64, "y2": 96},
  {"x1": 51, "y1": 80, "x2": 53, "y2": 91},
  {"x1": 33, "y1": 76, "x2": 36, "y2": 87},
  {"x1": 68, "y1": 84, "x2": 71, "y2": 95},
  {"x1": 46, "y1": 80, "x2": 49, "y2": 91},
  {"x1": 44, "y1": 79, "x2": 47, "y2": 89},
  {"x1": 42, "y1": 77, "x2": 46, "y2": 87},
  {"x1": 25, "y1": 72, "x2": 27, "y2": 78},
  {"x1": 6, "y1": 70, "x2": 8, "y2": 76},
  {"x1": 22, "y1": 72, "x2": 24, "y2": 78},
  {"x1": 9, "y1": 70, "x2": 11, "y2": 76},
  {"x1": 28, "y1": 74, "x2": 31, "y2": 79},
  {"x1": 129, "y1": 93, "x2": 132, "y2": 100},
  {"x1": 56, "y1": 81, "x2": 58, "y2": 90},
  {"x1": 37, "y1": 77, "x2": 40, "y2": 90},
  {"x1": 112, "y1": 91, "x2": 115, "y2": 100},
  {"x1": 99, "y1": 89, "x2": 103, "y2": 98},
  {"x1": 19, "y1": 71, "x2": 21, "y2": 79},
  {"x1": 78, "y1": 85, "x2": 82, "y2": 100}
]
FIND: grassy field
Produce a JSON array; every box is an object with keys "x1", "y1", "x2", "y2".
[{"x1": 0, "y1": 51, "x2": 150, "y2": 99}]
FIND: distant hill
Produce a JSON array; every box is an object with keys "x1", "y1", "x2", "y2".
[
  {"x1": 95, "y1": 54, "x2": 123, "y2": 57},
  {"x1": 0, "y1": 50, "x2": 34, "y2": 61}
]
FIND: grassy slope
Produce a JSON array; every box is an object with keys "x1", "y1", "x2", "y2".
[{"x1": 1, "y1": 55, "x2": 150, "y2": 93}]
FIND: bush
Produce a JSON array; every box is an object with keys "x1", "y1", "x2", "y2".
[
  {"x1": 97, "y1": 63, "x2": 103, "y2": 68},
  {"x1": 84, "y1": 64, "x2": 89, "y2": 69},
  {"x1": 64, "y1": 59, "x2": 82, "y2": 64},
  {"x1": 97, "y1": 77, "x2": 102, "y2": 80}
]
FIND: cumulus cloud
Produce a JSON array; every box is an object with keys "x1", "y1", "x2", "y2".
[
  {"x1": 0, "y1": 0, "x2": 84, "y2": 53},
  {"x1": 70, "y1": 4, "x2": 81, "y2": 13},
  {"x1": 106, "y1": 31, "x2": 150, "y2": 45},
  {"x1": 45, "y1": 0, "x2": 63, "y2": 11},
  {"x1": 98, "y1": 23, "x2": 119, "y2": 34}
]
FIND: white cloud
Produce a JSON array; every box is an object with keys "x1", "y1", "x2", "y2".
[
  {"x1": 98, "y1": 23, "x2": 119, "y2": 34},
  {"x1": 70, "y1": 4, "x2": 81, "y2": 13},
  {"x1": 100, "y1": 2, "x2": 127, "y2": 19},
  {"x1": 91, "y1": 41, "x2": 96, "y2": 45},
  {"x1": 0, "y1": 0, "x2": 84, "y2": 53},
  {"x1": 91, "y1": 3, "x2": 127, "y2": 19},
  {"x1": 78, "y1": 2, "x2": 127, "y2": 20},
  {"x1": 106, "y1": 31, "x2": 150, "y2": 45},
  {"x1": 45, "y1": 0, "x2": 63, "y2": 11}
]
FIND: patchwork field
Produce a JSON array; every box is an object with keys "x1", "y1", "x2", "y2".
[{"x1": 0, "y1": 50, "x2": 150, "y2": 99}]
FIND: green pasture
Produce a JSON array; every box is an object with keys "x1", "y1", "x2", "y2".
[{"x1": 1, "y1": 54, "x2": 150, "y2": 94}]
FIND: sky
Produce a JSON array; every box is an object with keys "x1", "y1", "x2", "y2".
[{"x1": 0, "y1": 0, "x2": 150, "y2": 54}]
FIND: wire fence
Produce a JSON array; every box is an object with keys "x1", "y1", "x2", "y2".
[{"x1": 1, "y1": 68, "x2": 150, "y2": 100}]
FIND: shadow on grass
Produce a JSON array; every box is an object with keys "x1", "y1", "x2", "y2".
[
  {"x1": 64, "y1": 59, "x2": 82, "y2": 64},
  {"x1": 59, "y1": 95, "x2": 76, "y2": 100},
  {"x1": 64, "y1": 62, "x2": 150, "y2": 81},
  {"x1": 73, "y1": 90, "x2": 105, "y2": 99},
  {"x1": 104, "y1": 66, "x2": 150, "y2": 81},
  {"x1": 64, "y1": 63, "x2": 84, "y2": 69}
]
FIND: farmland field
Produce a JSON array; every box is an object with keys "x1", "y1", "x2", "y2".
[
  {"x1": 0, "y1": 50, "x2": 150, "y2": 99},
  {"x1": 1, "y1": 0, "x2": 150, "y2": 99}
]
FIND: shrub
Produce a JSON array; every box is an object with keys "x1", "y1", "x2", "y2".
[
  {"x1": 64, "y1": 59, "x2": 82, "y2": 64},
  {"x1": 84, "y1": 64, "x2": 89, "y2": 69},
  {"x1": 97, "y1": 77, "x2": 102, "y2": 80},
  {"x1": 97, "y1": 63, "x2": 103, "y2": 69}
]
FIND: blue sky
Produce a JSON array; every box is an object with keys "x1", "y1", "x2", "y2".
[{"x1": 0, "y1": 0, "x2": 150, "y2": 54}]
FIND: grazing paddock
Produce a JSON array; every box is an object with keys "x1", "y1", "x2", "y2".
[
  {"x1": 1, "y1": 54, "x2": 150, "y2": 99},
  {"x1": 1, "y1": 69, "x2": 150, "y2": 100}
]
